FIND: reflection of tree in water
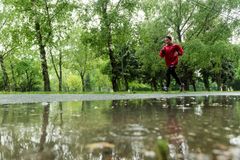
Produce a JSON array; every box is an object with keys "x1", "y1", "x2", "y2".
[
  {"x1": 39, "y1": 103, "x2": 50, "y2": 152},
  {"x1": 84, "y1": 100, "x2": 146, "y2": 159},
  {"x1": 1, "y1": 105, "x2": 8, "y2": 124},
  {"x1": 111, "y1": 100, "x2": 127, "y2": 124},
  {"x1": 109, "y1": 100, "x2": 146, "y2": 159},
  {"x1": 59, "y1": 102, "x2": 63, "y2": 127},
  {"x1": 166, "y1": 99, "x2": 189, "y2": 160},
  {"x1": 56, "y1": 102, "x2": 64, "y2": 160},
  {"x1": 0, "y1": 96, "x2": 239, "y2": 159},
  {"x1": 204, "y1": 96, "x2": 209, "y2": 107},
  {"x1": 82, "y1": 101, "x2": 91, "y2": 112},
  {"x1": 0, "y1": 104, "x2": 46, "y2": 159}
]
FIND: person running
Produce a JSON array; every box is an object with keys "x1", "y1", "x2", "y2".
[{"x1": 159, "y1": 36, "x2": 184, "y2": 92}]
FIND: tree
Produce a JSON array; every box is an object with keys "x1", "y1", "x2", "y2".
[
  {"x1": 86, "y1": 0, "x2": 138, "y2": 92},
  {"x1": 7, "y1": 0, "x2": 74, "y2": 91},
  {"x1": 160, "y1": 0, "x2": 197, "y2": 42},
  {"x1": 66, "y1": 29, "x2": 95, "y2": 92},
  {"x1": 136, "y1": 20, "x2": 167, "y2": 91},
  {"x1": 0, "y1": 0, "x2": 239, "y2": 93},
  {"x1": 14, "y1": 59, "x2": 41, "y2": 92},
  {"x1": 0, "y1": 2, "x2": 20, "y2": 91},
  {"x1": 209, "y1": 41, "x2": 235, "y2": 90}
]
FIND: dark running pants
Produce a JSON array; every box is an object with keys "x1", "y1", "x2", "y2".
[{"x1": 166, "y1": 66, "x2": 181, "y2": 87}]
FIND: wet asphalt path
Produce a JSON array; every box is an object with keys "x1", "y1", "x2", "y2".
[{"x1": 1, "y1": 92, "x2": 240, "y2": 104}]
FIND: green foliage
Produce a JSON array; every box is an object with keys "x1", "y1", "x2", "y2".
[
  {"x1": 13, "y1": 59, "x2": 42, "y2": 91},
  {"x1": 0, "y1": 0, "x2": 239, "y2": 92},
  {"x1": 136, "y1": 19, "x2": 167, "y2": 90},
  {"x1": 129, "y1": 82, "x2": 151, "y2": 91},
  {"x1": 65, "y1": 74, "x2": 82, "y2": 92}
]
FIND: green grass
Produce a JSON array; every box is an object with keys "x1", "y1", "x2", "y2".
[{"x1": 0, "y1": 90, "x2": 238, "y2": 95}]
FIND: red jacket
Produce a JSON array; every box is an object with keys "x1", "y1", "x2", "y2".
[{"x1": 159, "y1": 44, "x2": 184, "y2": 67}]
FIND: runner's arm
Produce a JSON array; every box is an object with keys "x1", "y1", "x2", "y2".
[
  {"x1": 176, "y1": 45, "x2": 184, "y2": 56},
  {"x1": 159, "y1": 49, "x2": 166, "y2": 58}
]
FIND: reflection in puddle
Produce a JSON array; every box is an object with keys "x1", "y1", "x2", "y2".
[
  {"x1": 194, "y1": 105, "x2": 203, "y2": 116},
  {"x1": 0, "y1": 96, "x2": 240, "y2": 159},
  {"x1": 229, "y1": 135, "x2": 240, "y2": 146}
]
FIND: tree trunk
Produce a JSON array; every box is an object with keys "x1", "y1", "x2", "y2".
[
  {"x1": 183, "y1": 80, "x2": 189, "y2": 91},
  {"x1": 50, "y1": 49, "x2": 62, "y2": 92},
  {"x1": 107, "y1": 32, "x2": 119, "y2": 92},
  {"x1": 176, "y1": 25, "x2": 182, "y2": 43},
  {"x1": 10, "y1": 60, "x2": 17, "y2": 91},
  {"x1": 217, "y1": 82, "x2": 221, "y2": 91},
  {"x1": 192, "y1": 80, "x2": 196, "y2": 92},
  {"x1": 221, "y1": 84, "x2": 227, "y2": 91},
  {"x1": 176, "y1": 0, "x2": 182, "y2": 43},
  {"x1": 25, "y1": 70, "x2": 30, "y2": 91},
  {"x1": 35, "y1": 21, "x2": 51, "y2": 91},
  {"x1": 216, "y1": 76, "x2": 222, "y2": 91},
  {"x1": 152, "y1": 77, "x2": 158, "y2": 91},
  {"x1": 124, "y1": 75, "x2": 129, "y2": 91},
  {"x1": 102, "y1": 2, "x2": 119, "y2": 92},
  {"x1": 0, "y1": 55, "x2": 9, "y2": 91},
  {"x1": 203, "y1": 74, "x2": 210, "y2": 91},
  {"x1": 160, "y1": 79, "x2": 164, "y2": 90},
  {"x1": 80, "y1": 73, "x2": 85, "y2": 92},
  {"x1": 59, "y1": 51, "x2": 62, "y2": 92}
]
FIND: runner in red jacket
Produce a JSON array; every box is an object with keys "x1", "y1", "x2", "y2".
[{"x1": 159, "y1": 36, "x2": 184, "y2": 91}]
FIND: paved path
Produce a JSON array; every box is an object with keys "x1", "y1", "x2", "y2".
[{"x1": 0, "y1": 92, "x2": 240, "y2": 104}]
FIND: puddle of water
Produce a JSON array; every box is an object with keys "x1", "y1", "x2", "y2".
[{"x1": 0, "y1": 96, "x2": 240, "y2": 159}]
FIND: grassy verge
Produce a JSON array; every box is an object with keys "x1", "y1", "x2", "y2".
[{"x1": 0, "y1": 90, "x2": 237, "y2": 95}]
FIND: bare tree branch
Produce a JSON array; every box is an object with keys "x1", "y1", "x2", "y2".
[
  {"x1": 115, "y1": 0, "x2": 123, "y2": 11},
  {"x1": 0, "y1": 19, "x2": 7, "y2": 31},
  {"x1": 180, "y1": 5, "x2": 196, "y2": 31},
  {"x1": 49, "y1": 47, "x2": 60, "y2": 79},
  {"x1": 44, "y1": 0, "x2": 53, "y2": 44},
  {"x1": 182, "y1": 21, "x2": 194, "y2": 35},
  {"x1": 2, "y1": 46, "x2": 17, "y2": 57}
]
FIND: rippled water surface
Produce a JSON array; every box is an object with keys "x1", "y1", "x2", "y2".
[{"x1": 0, "y1": 96, "x2": 240, "y2": 160}]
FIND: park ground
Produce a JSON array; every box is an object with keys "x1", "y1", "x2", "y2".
[{"x1": 1, "y1": 91, "x2": 240, "y2": 104}]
